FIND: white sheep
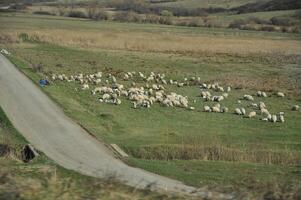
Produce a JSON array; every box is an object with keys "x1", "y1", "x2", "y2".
[
  {"x1": 241, "y1": 108, "x2": 246, "y2": 115},
  {"x1": 82, "y1": 84, "x2": 89, "y2": 90},
  {"x1": 259, "y1": 102, "x2": 266, "y2": 110},
  {"x1": 102, "y1": 93, "x2": 110, "y2": 100},
  {"x1": 222, "y1": 93, "x2": 228, "y2": 98},
  {"x1": 248, "y1": 111, "x2": 256, "y2": 118},
  {"x1": 212, "y1": 106, "x2": 220, "y2": 113},
  {"x1": 272, "y1": 115, "x2": 277, "y2": 123},
  {"x1": 221, "y1": 107, "x2": 229, "y2": 113},
  {"x1": 235, "y1": 108, "x2": 242, "y2": 115},
  {"x1": 277, "y1": 92, "x2": 285, "y2": 97},
  {"x1": 177, "y1": 83, "x2": 184, "y2": 87},
  {"x1": 292, "y1": 105, "x2": 299, "y2": 111},
  {"x1": 261, "y1": 108, "x2": 270, "y2": 116},
  {"x1": 243, "y1": 95, "x2": 254, "y2": 101},
  {"x1": 189, "y1": 107, "x2": 195, "y2": 110},
  {"x1": 204, "y1": 105, "x2": 211, "y2": 112},
  {"x1": 279, "y1": 115, "x2": 284, "y2": 123}
]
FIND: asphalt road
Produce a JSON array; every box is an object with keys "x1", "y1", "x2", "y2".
[{"x1": 0, "y1": 54, "x2": 230, "y2": 199}]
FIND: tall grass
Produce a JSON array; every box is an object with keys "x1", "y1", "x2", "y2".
[
  {"x1": 1, "y1": 29, "x2": 301, "y2": 56},
  {"x1": 125, "y1": 134, "x2": 301, "y2": 165}
]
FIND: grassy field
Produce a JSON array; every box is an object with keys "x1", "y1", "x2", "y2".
[
  {"x1": 0, "y1": 107, "x2": 186, "y2": 200},
  {"x1": 1, "y1": 12, "x2": 301, "y2": 197},
  {"x1": 151, "y1": 0, "x2": 269, "y2": 9}
]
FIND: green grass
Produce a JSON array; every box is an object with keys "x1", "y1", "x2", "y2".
[
  {"x1": 1, "y1": 12, "x2": 300, "y2": 39},
  {"x1": 128, "y1": 158, "x2": 301, "y2": 189},
  {"x1": 0, "y1": 107, "x2": 181, "y2": 200},
  {"x1": 1, "y1": 13, "x2": 301, "y2": 194},
  {"x1": 151, "y1": 0, "x2": 269, "y2": 9}
]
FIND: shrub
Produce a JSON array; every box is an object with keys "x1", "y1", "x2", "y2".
[
  {"x1": 260, "y1": 26, "x2": 277, "y2": 32},
  {"x1": 58, "y1": 8, "x2": 65, "y2": 16},
  {"x1": 295, "y1": 10, "x2": 301, "y2": 19},
  {"x1": 160, "y1": 10, "x2": 173, "y2": 17},
  {"x1": 114, "y1": 11, "x2": 143, "y2": 23},
  {"x1": 33, "y1": 11, "x2": 54, "y2": 16},
  {"x1": 67, "y1": 10, "x2": 87, "y2": 19},
  {"x1": 18, "y1": 33, "x2": 29, "y2": 42},
  {"x1": 270, "y1": 17, "x2": 291, "y2": 26},
  {"x1": 144, "y1": 14, "x2": 161, "y2": 24},
  {"x1": 247, "y1": 16, "x2": 270, "y2": 24},
  {"x1": 228, "y1": 19, "x2": 245, "y2": 29},
  {"x1": 88, "y1": 8, "x2": 109, "y2": 20}
]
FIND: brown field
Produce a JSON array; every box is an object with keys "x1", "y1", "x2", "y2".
[{"x1": 1, "y1": 29, "x2": 301, "y2": 56}]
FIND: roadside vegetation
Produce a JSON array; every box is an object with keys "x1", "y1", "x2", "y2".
[
  {"x1": 0, "y1": 107, "x2": 189, "y2": 200},
  {"x1": 0, "y1": 11, "x2": 300, "y2": 199}
]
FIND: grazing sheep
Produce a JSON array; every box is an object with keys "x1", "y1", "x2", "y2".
[
  {"x1": 115, "y1": 99, "x2": 122, "y2": 105},
  {"x1": 124, "y1": 74, "x2": 129, "y2": 80},
  {"x1": 177, "y1": 83, "x2": 184, "y2": 87},
  {"x1": 94, "y1": 79, "x2": 101, "y2": 85},
  {"x1": 261, "y1": 108, "x2": 270, "y2": 116},
  {"x1": 248, "y1": 111, "x2": 256, "y2": 118},
  {"x1": 261, "y1": 118, "x2": 268, "y2": 121},
  {"x1": 102, "y1": 93, "x2": 111, "y2": 100},
  {"x1": 243, "y1": 95, "x2": 254, "y2": 101},
  {"x1": 189, "y1": 107, "x2": 195, "y2": 110},
  {"x1": 204, "y1": 105, "x2": 211, "y2": 112},
  {"x1": 277, "y1": 92, "x2": 285, "y2": 97},
  {"x1": 279, "y1": 115, "x2": 285, "y2": 123},
  {"x1": 221, "y1": 107, "x2": 229, "y2": 113},
  {"x1": 212, "y1": 95, "x2": 224, "y2": 102},
  {"x1": 259, "y1": 102, "x2": 266, "y2": 110},
  {"x1": 292, "y1": 105, "x2": 300, "y2": 111},
  {"x1": 227, "y1": 86, "x2": 231, "y2": 92},
  {"x1": 267, "y1": 114, "x2": 272, "y2": 121},
  {"x1": 235, "y1": 108, "x2": 242, "y2": 115},
  {"x1": 241, "y1": 108, "x2": 246, "y2": 115},
  {"x1": 112, "y1": 76, "x2": 117, "y2": 83},
  {"x1": 81, "y1": 84, "x2": 89, "y2": 90},
  {"x1": 212, "y1": 106, "x2": 220, "y2": 113},
  {"x1": 257, "y1": 91, "x2": 268, "y2": 98},
  {"x1": 222, "y1": 93, "x2": 228, "y2": 98},
  {"x1": 257, "y1": 91, "x2": 262, "y2": 97},
  {"x1": 272, "y1": 115, "x2": 277, "y2": 123}
]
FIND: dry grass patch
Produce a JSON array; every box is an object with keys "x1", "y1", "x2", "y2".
[{"x1": 1, "y1": 29, "x2": 301, "y2": 56}]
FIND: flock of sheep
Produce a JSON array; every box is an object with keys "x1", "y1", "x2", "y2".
[{"x1": 50, "y1": 71, "x2": 300, "y2": 123}]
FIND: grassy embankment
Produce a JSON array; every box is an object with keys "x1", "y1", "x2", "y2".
[{"x1": 0, "y1": 107, "x2": 186, "y2": 200}]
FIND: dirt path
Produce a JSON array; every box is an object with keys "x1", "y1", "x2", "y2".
[{"x1": 0, "y1": 54, "x2": 230, "y2": 199}]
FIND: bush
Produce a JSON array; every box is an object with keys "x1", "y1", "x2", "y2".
[
  {"x1": 260, "y1": 26, "x2": 277, "y2": 32},
  {"x1": 247, "y1": 16, "x2": 270, "y2": 25},
  {"x1": 295, "y1": 10, "x2": 301, "y2": 19},
  {"x1": 228, "y1": 19, "x2": 245, "y2": 29},
  {"x1": 33, "y1": 11, "x2": 55, "y2": 16},
  {"x1": 160, "y1": 10, "x2": 173, "y2": 17},
  {"x1": 114, "y1": 11, "x2": 143, "y2": 23},
  {"x1": 67, "y1": 10, "x2": 87, "y2": 19},
  {"x1": 270, "y1": 17, "x2": 291, "y2": 26},
  {"x1": 185, "y1": 18, "x2": 202, "y2": 27},
  {"x1": 88, "y1": 8, "x2": 109, "y2": 20},
  {"x1": 144, "y1": 14, "x2": 161, "y2": 24}
]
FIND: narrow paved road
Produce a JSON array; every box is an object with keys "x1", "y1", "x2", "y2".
[{"x1": 0, "y1": 54, "x2": 229, "y2": 199}]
